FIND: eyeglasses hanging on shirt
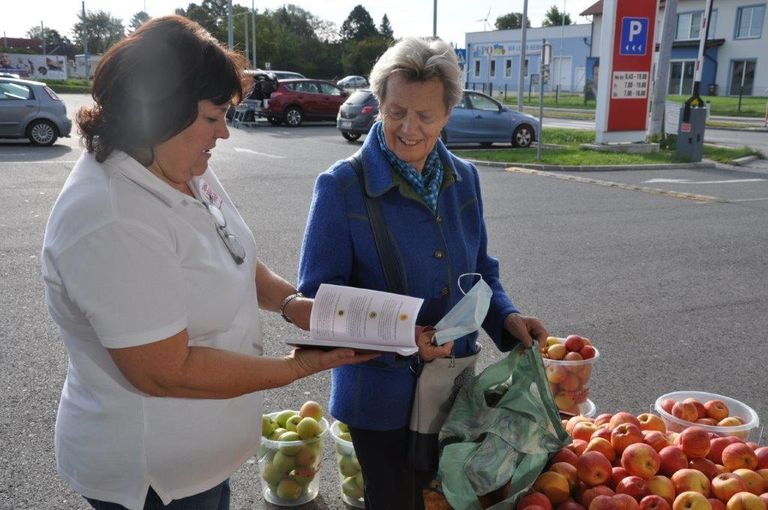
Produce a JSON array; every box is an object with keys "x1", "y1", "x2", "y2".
[{"x1": 204, "y1": 201, "x2": 246, "y2": 265}]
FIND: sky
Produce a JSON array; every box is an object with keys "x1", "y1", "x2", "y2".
[{"x1": 2, "y1": 0, "x2": 598, "y2": 49}]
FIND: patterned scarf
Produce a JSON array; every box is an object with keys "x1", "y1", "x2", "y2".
[{"x1": 375, "y1": 122, "x2": 443, "y2": 213}]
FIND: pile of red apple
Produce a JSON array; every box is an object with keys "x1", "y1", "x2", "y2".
[
  {"x1": 659, "y1": 397, "x2": 749, "y2": 437},
  {"x1": 542, "y1": 335, "x2": 598, "y2": 415},
  {"x1": 516, "y1": 411, "x2": 768, "y2": 510}
]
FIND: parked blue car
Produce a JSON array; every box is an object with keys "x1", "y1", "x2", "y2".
[{"x1": 337, "y1": 89, "x2": 538, "y2": 148}]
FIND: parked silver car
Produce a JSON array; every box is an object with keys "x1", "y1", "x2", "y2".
[
  {"x1": 0, "y1": 77, "x2": 72, "y2": 146},
  {"x1": 337, "y1": 75, "x2": 369, "y2": 90}
]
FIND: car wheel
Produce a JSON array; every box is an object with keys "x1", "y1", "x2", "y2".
[
  {"x1": 283, "y1": 106, "x2": 303, "y2": 127},
  {"x1": 27, "y1": 120, "x2": 58, "y2": 146},
  {"x1": 341, "y1": 132, "x2": 361, "y2": 142},
  {"x1": 267, "y1": 116, "x2": 281, "y2": 126},
  {"x1": 512, "y1": 124, "x2": 534, "y2": 148}
]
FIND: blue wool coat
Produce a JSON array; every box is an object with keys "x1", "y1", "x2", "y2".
[{"x1": 297, "y1": 126, "x2": 520, "y2": 430}]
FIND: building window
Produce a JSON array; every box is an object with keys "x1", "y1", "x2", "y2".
[
  {"x1": 490, "y1": 60, "x2": 496, "y2": 78},
  {"x1": 474, "y1": 60, "x2": 480, "y2": 78},
  {"x1": 729, "y1": 59, "x2": 756, "y2": 95},
  {"x1": 668, "y1": 60, "x2": 696, "y2": 95},
  {"x1": 735, "y1": 5, "x2": 765, "y2": 39},
  {"x1": 505, "y1": 59, "x2": 512, "y2": 78},
  {"x1": 676, "y1": 10, "x2": 718, "y2": 40}
]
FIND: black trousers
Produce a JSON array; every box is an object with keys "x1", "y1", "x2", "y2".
[{"x1": 348, "y1": 426, "x2": 432, "y2": 510}]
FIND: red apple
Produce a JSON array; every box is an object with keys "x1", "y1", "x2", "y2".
[
  {"x1": 585, "y1": 437, "x2": 617, "y2": 464},
  {"x1": 731, "y1": 469, "x2": 765, "y2": 496},
  {"x1": 616, "y1": 475, "x2": 651, "y2": 500},
  {"x1": 682, "y1": 399, "x2": 707, "y2": 421},
  {"x1": 614, "y1": 493, "x2": 642, "y2": 509},
  {"x1": 612, "y1": 467, "x2": 631, "y2": 489},
  {"x1": 702, "y1": 400, "x2": 729, "y2": 422},
  {"x1": 551, "y1": 462, "x2": 580, "y2": 491},
  {"x1": 708, "y1": 437, "x2": 744, "y2": 465},
  {"x1": 572, "y1": 422, "x2": 600, "y2": 442},
  {"x1": 711, "y1": 472, "x2": 748, "y2": 503},
  {"x1": 681, "y1": 427, "x2": 712, "y2": 459},
  {"x1": 577, "y1": 451, "x2": 613, "y2": 487},
  {"x1": 661, "y1": 399, "x2": 677, "y2": 415},
  {"x1": 638, "y1": 414, "x2": 668, "y2": 433},
  {"x1": 534, "y1": 471, "x2": 571, "y2": 505},
  {"x1": 592, "y1": 425, "x2": 613, "y2": 442},
  {"x1": 589, "y1": 495, "x2": 615, "y2": 510},
  {"x1": 723, "y1": 443, "x2": 759, "y2": 472},
  {"x1": 580, "y1": 345, "x2": 597, "y2": 360},
  {"x1": 581, "y1": 485, "x2": 614, "y2": 508},
  {"x1": 564, "y1": 335, "x2": 585, "y2": 352},
  {"x1": 672, "y1": 491, "x2": 712, "y2": 510},
  {"x1": 672, "y1": 402, "x2": 700, "y2": 423},
  {"x1": 708, "y1": 498, "x2": 727, "y2": 510},
  {"x1": 689, "y1": 458, "x2": 720, "y2": 480},
  {"x1": 517, "y1": 491, "x2": 554, "y2": 510},
  {"x1": 547, "y1": 364, "x2": 569, "y2": 384},
  {"x1": 754, "y1": 448, "x2": 768, "y2": 470},
  {"x1": 640, "y1": 495, "x2": 672, "y2": 510},
  {"x1": 613, "y1": 423, "x2": 646, "y2": 454},
  {"x1": 594, "y1": 414, "x2": 613, "y2": 427},
  {"x1": 672, "y1": 469, "x2": 711, "y2": 497},
  {"x1": 556, "y1": 501, "x2": 585, "y2": 510},
  {"x1": 645, "y1": 431, "x2": 674, "y2": 453},
  {"x1": 623, "y1": 443, "x2": 662, "y2": 479},
  {"x1": 610, "y1": 412, "x2": 643, "y2": 430},
  {"x1": 660, "y1": 446, "x2": 690, "y2": 477},
  {"x1": 569, "y1": 439, "x2": 589, "y2": 457},
  {"x1": 552, "y1": 447, "x2": 580, "y2": 467}
]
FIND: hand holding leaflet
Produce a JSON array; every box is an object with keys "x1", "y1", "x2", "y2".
[
  {"x1": 288, "y1": 284, "x2": 424, "y2": 355},
  {"x1": 432, "y1": 273, "x2": 492, "y2": 346}
]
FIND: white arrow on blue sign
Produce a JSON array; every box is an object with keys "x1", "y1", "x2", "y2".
[{"x1": 619, "y1": 17, "x2": 649, "y2": 56}]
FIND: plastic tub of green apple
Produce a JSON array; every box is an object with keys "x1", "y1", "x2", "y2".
[
  {"x1": 259, "y1": 412, "x2": 329, "y2": 506},
  {"x1": 541, "y1": 337, "x2": 600, "y2": 416},
  {"x1": 330, "y1": 420, "x2": 364, "y2": 508}
]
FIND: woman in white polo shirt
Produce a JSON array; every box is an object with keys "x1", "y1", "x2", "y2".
[{"x1": 41, "y1": 16, "x2": 375, "y2": 510}]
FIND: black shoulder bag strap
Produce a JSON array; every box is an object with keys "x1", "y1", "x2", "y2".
[{"x1": 348, "y1": 153, "x2": 407, "y2": 296}]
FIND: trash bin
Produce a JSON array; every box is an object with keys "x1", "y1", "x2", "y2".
[
  {"x1": 707, "y1": 83, "x2": 718, "y2": 96},
  {"x1": 676, "y1": 106, "x2": 707, "y2": 162}
]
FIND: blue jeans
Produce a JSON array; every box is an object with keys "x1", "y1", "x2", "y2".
[{"x1": 85, "y1": 480, "x2": 230, "y2": 510}]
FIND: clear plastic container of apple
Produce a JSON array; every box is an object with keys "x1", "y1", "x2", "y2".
[
  {"x1": 541, "y1": 334, "x2": 600, "y2": 414},
  {"x1": 259, "y1": 401, "x2": 328, "y2": 506},
  {"x1": 330, "y1": 420, "x2": 365, "y2": 507}
]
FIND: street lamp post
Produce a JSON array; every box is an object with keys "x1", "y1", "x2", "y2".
[{"x1": 251, "y1": 0, "x2": 257, "y2": 68}]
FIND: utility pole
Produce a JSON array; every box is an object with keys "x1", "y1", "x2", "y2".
[
  {"x1": 649, "y1": 0, "x2": 678, "y2": 137},
  {"x1": 40, "y1": 21, "x2": 46, "y2": 55},
  {"x1": 559, "y1": 0, "x2": 565, "y2": 94},
  {"x1": 251, "y1": 0, "x2": 257, "y2": 68},
  {"x1": 517, "y1": 0, "x2": 528, "y2": 111},
  {"x1": 82, "y1": 1, "x2": 90, "y2": 83},
  {"x1": 433, "y1": 0, "x2": 437, "y2": 38},
  {"x1": 227, "y1": 0, "x2": 233, "y2": 50},
  {"x1": 538, "y1": 40, "x2": 552, "y2": 161}
]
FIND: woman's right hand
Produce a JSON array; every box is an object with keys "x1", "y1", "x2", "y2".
[
  {"x1": 415, "y1": 327, "x2": 453, "y2": 362},
  {"x1": 287, "y1": 347, "x2": 379, "y2": 379}
]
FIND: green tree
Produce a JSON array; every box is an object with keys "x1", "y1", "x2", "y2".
[
  {"x1": 379, "y1": 14, "x2": 394, "y2": 40},
  {"x1": 129, "y1": 11, "x2": 150, "y2": 32},
  {"x1": 175, "y1": 0, "x2": 228, "y2": 42},
  {"x1": 541, "y1": 5, "x2": 572, "y2": 27},
  {"x1": 72, "y1": 10, "x2": 125, "y2": 54},
  {"x1": 26, "y1": 26, "x2": 65, "y2": 54},
  {"x1": 495, "y1": 12, "x2": 531, "y2": 30},
  {"x1": 342, "y1": 37, "x2": 389, "y2": 77},
  {"x1": 340, "y1": 5, "x2": 378, "y2": 41}
]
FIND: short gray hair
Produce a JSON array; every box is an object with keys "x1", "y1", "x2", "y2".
[{"x1": 369, "y1": 37, "x2": 463, "y2": 113}]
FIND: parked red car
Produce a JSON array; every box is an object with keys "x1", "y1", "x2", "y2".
[{"x1": 262, "y1": 79, "x2": 348, "y2": 127}]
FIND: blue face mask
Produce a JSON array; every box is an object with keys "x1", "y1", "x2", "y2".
[{"x1": 433, "y1": 273, "x2": 493, "y2": 345}]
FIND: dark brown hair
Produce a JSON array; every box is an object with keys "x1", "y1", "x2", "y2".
[{"x1": 77, "y1": 15, "x2": 246, "y2": 164}]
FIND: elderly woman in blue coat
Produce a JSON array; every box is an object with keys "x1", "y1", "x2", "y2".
[{"x1": 297, "y1": 37, "x2": 548, "y2": 510}]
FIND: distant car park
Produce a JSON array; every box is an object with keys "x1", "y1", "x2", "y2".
[
  {"x1": 269, "y1": 70, "x2": 306, "y2": 80},
  {"x1": 336, "y1": 89, "x2": 539, "y2": 147},
  {"x1": 0, "y1": 77, "x2": 72, "y2": 145},
  {"x1": 337, "y1": 75, "x2": 369, "y2": 90}
]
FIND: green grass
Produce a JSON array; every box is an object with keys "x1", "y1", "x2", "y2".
[
  {"x1": 499, "y1": 92, "x2": 595, "y2": 109},
  {"x1": 454, "y1": 128, "x2": 762, "y2": 166},
  {"x1": 668, "y1": 95, "x2": 767, "y2": 117},
  {"x1": 45, "y1": 79, "x2": 91, "y2": 94}
]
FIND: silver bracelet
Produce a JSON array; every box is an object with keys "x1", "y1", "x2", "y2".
[{"x1": 279, "y1": 292, "x2": 303, "y2": 324}]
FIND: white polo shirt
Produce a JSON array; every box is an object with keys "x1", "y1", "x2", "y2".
[{"x1": 42, "y1": 151, "x2": 264, "y2": 509}]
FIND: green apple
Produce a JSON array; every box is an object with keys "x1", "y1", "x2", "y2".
[
  {"x1": 299, "y1": 400, "x2": 324, "y2": 420},
  {"x1": 271, "y1": 451, "x2": 296, "y2": 474},
  {"x1": 339, "y1": 432, "x2": 352, "y2": 442},
  {"x1": 296, "y1": 417, "x2": 321, "y2": 440},
  {"x1": 285, "y1": 415, "x2": 303, "y2": 432},
  {"x1": 342, "y1": 476, "x2": 364, "y2": 499},
  {"x1": 269, "y1": 427, "x2": 286, "y2": 440},
  {"x1": 276, "y1": 478, "x2": 304, "y2": 500},
  {"x1": 277, "y1": 431, "x2": 302, "y2": 455},
  {"x1": 262, "y1": 415, "x2": 276, "y2": 438},
  {"x1": 338, "y1": 455, "x2": 361, "y2": 477},
  {"x1": 337, "y1": 421, "x2": 349, "y2": 434},
  {"x1": 354, "y1": 471, "x2": 364, "y2": 488},
  {"x1": 275, "y1": 410, "x2": 297, "y2": 428},
  {"x1": 261, "y1": 462, "x2": 284, "y2": 486},
  {"x1": 290, "y1": 467, "x2": 316, "y2": 486}
]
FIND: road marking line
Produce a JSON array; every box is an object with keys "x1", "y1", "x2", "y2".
[
  {"x1": 730, "y1": 197, "x2": 768, "y2": 202},
  {"x1": 234, "y1": 148, "x2": 286, "y2": 159},
  {"x1": 644, "y1": 178, "x2": 766, "y2": 184},
  {"x1": 505, "y1": 167, "x2": 722, "y2": 203},
  {"x1": 0, "y1": 160, "x2": 78, "y2": 164}
]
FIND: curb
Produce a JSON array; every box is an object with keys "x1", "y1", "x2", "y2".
[
  {"x1": 706, "y1": 126, "x2": 768, "y2": 133},
  {"x1": 731, "y1": 155, "x2": 761, "y2": 166},
  {"x1": 465, "y1": 159, "x2": 718, "y2": 172}
]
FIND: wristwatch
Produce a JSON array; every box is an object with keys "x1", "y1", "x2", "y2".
[{"x1": 279, "y1": 292, "x2": 303, "y2": 324}]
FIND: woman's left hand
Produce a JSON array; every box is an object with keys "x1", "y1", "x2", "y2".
[
  {"x1": 503, "y1": 313, "x2": 548, "y2": 349},
  {"x1": 415, "y1": 327, "x2": 453, "y2": 361}
]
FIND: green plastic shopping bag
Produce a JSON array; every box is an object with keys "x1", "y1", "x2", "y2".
[{"x1": 438, "y1": 345, "x2": 571, "y2": 510}]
